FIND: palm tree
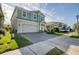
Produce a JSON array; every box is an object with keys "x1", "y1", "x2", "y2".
[
  {"x1": 74, "y1": 22, "x2": 79, "y2": 34},
  {"x1": 75, "y1": 15, "x2": 79, "y2": 34},
  {"x1": 0, "y1": 4, "x2": 4, "y2": 28}
]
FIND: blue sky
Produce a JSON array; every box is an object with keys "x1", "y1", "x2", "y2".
[
  {"x1": 2, "y1": 3, "x2": 79, "y2": 27},
  {"x1": 45, "y1": 3, "x2": 79, "y2": 26}
]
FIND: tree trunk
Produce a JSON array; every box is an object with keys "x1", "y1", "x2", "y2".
[
  {"x1": 0, "y1": 24, "x2": 2, "y2": 29},
  {"x1": 76, "y1": 29, "x2": 79, "y2": 34}
]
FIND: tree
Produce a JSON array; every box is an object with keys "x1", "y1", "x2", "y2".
[
  {"x1": 3, "y1": 24, "x2": 12, "y2": 32},
  {"x1": 0, "y1": 4, "x2": 4, "y2": 28},
  {"x1": 0, "y1": 13, "x2": 4, "y2": 28},
  {"x1": 54, "y1": 27, "x2": 59, "y2": 32},
  {"x1": 74, "y1": 22, "x2": 79, "y2": 34}
]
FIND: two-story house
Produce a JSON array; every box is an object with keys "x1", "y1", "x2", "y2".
[
  {"x1": 44, "y1": 22, "x2": 70, "y2": 32},
  {"x1": 11, "y1": 7, "x2": 45, "y2": 33}
]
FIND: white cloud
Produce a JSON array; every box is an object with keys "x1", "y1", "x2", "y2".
[
  {"x1": 45, "y1": 16, "x2": 55, "y2": 22},
  {"x1": 41, "y1": 3, "x2": 48, "y2": 9},
  {"x1": 56, "y1": 16, "x2": 65, "y2": 22}
]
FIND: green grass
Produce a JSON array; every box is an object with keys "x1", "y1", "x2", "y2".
[
  {"x1": 70, "y1": 33, "x2": 79, "y2": 38},
  {"x1": 46, "y1": 30, "x2": 68, "y2": 36},
  {"x1": 46, "y1": 47, "x2": 64, "y2": 55},
  {"x1": 72, "y1": 40, "x2": 79, "y2": 43},
  {"x1": 54, "y1": 32, "x2": 65, "y2": 36},
  {"x1": 14, "y1": 33, "x2": 32, "y2": 48},
  {"x1": 0, "y1": 31, "x2": 32, "y2": 54},
  {"x1": 54, "y1": 32, "x2": 68, "y2": 36}
]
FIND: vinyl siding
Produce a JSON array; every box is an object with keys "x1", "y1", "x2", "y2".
[{"x1": 16, "y1": 8, "x2": 45, "y2": 22}]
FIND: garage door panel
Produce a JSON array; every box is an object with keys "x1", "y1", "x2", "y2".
[{"x1": 22, "y1": 24, "x2": 39, "y2": 33}]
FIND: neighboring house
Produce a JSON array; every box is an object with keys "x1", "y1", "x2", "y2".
[
  {"x1": 0, "y1": 4, "x2": 4, "y2": 28},
  {"x1": 44, "y1": 22, "x2": 70, "y2": 32},
  {"x1": 11, "y1": 7, "x2": 45, "y2": 33}
]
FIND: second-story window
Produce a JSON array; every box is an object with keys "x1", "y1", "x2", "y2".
[
  {"x1": 41, "y1": 16, "x2": 44, "y2": 21},
  {"x1": 33, "y1": 13, "x2": 37, "y2": 20},
  {"x1": 27, "y1": 12, "x2": 30, "y2": 19},
  {"x1": 38, "y1": 14, "x2": 44, "y2": 22},
  {"x1": 23, "y1": 11, "x2": 26, "y2": 17},
  {"x1": 34, "y1": 15, "x2": 37, "y2": 19},
  {"x1": 17, "y1": 10, "x2": 22, "y2": 18}
]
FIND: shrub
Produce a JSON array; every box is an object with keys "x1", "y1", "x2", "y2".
[
  {"x1": 3, "y1": 25, "x2": 12, "y2": 32},
  {"x1": 1, "y1": 32, "x2": 11, "y2": 44},
  {"x1": 70, "y1": 28, "x2": 74, "y2": 32},
  {"x1": 51, "y1": 29, "x2": 55, "y2": 34},
  {"x1": 45, "y1": 28, "x2": 55, "y2": 34},
  {"x1": 0, "y1": 29, "x2": 5, "y2": 35},
  {"x1": 54, "y1": 28, "x2": 59, "y2": 32},
  {"x1": 46, "y1": 30, "x2": 51, "y2": 34},
  {"x1": 0, "y1": 44, "x2": 9, "y2": 53},
  {"x1": 9, "y1": 40, "x2": 18, "y2": 50}
]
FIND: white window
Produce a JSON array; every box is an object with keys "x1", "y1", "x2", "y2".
[
  {"x1": 33, "y1": 13, "x2": 37, "y2": 20},
  {"x1": 23, "y1": 11, "x2": 26, "y2": 17},
  {"x1": 17, "y1": 10, "x2": 22, "y2": 18}
]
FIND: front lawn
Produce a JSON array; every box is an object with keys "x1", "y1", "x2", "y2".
[
  {"x1": 14, "y1": 33, "x2": 32, "y2": 48},
  {"x1": 46, "y1": 32, "x2": 67, "y2": 36},
  {"x1": 54, "y1": 32, "x2": 66, "y2": 36},
  {"x1": 46, "y1": 47, "x2": 64, "y2": 55},
  {"x1": 70, "y1": 33, "x2": 79, "y2": 38},
  {"x1": 45, "y1": 29, "x2": 68, "y2": 36},
  {"x1": 0, "y1": 31, "x2": 32, "y2": 54}
]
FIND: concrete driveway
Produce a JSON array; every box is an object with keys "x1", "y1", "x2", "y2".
[{"x1": 21, "y1": 32, "x2": 57, "y2": 43}]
